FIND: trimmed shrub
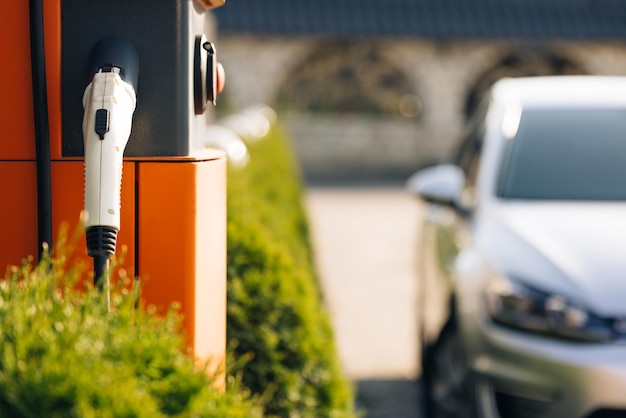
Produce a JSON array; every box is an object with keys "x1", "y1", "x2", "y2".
[
  {"x1": 0, "y1": 122, "x2": 354, "y2": 417},
  {"x1": 227, "y1": 125, "x2": 356, "y2": 417},
  {"x1": 0, "y1": 236, "x2": 262, "y2": 418}
]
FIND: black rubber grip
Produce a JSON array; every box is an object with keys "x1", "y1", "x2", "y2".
[{"x1": 86, "y1": 226, "x2": 118, "y2": 257}]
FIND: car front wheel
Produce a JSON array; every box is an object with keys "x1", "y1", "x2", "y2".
[{"x1": 422, "y1": 322, "x2": 477, "y2": 418}]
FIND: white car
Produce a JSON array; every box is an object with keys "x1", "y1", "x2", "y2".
[{"x1": 407, "y1": 76, "x2": 626, "y2": 418}]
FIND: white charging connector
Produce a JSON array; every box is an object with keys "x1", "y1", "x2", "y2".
[
  {"x1": 83, "y1": 67, "x2": 136, "y2": 234},
  {"x1": 82, "y1": 37, "x2": 138, "y2": 289}
]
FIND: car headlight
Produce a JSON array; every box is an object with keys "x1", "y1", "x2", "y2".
[{"x1": 485, "y1": 276, "x2": 616, "y2": 342}]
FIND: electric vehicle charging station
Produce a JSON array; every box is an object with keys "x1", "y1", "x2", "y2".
[{"x1": 0, "y1": 0, "x2": 227, "y2": 372}]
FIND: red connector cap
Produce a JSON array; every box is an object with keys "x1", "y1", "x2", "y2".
[{"x1": 195, "y1": 0, "x2": 226, "y2": 10}]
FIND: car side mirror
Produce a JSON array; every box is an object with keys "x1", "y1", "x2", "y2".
[{"x1": 406, "y1": 164, "x2": 465, "y2": 207}]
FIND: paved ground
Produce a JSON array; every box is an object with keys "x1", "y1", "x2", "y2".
[{"x1": 305, "y1": 186, "x2": 425, "y2": 418}]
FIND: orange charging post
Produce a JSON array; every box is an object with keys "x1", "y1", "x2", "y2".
[
  {"x1": 0, "y1": 0, "x2": 227, "y2": 377},
  {"x1": 0, "y1": 1, "x2": 40, "y2": 264}
]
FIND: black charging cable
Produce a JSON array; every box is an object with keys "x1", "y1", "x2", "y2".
[{"x1": 29, "y1": 0, "x2": 53, "y2": 261}]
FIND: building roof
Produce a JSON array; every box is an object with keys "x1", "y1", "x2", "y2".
[{"x1": 213, "y1": 0, "x2": 626, "y2": 40}]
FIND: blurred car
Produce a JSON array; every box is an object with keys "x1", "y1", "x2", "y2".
[{"x1": 407, "y1": 76, "x2": 626, "y2": 418}]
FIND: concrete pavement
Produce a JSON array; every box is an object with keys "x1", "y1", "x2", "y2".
[{"x1": 305, "y1": 186, "x2": 425, "y2": 417}]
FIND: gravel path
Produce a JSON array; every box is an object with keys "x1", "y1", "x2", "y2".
[{"x1": 305, "y1": 187, "x2": 425, "y2": 418}]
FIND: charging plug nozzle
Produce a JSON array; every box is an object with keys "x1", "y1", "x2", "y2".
[{"x1": 82, "y1": 36, "x2": 139, "y2": 286}]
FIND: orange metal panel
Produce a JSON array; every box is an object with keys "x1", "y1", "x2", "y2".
[
  {"x1": 44, "y1": 0, "x2": 63, "y2": 160},
  {"x1": 192, "y1": 158, "x2": 227, "y2": 372},
  {"x1": 51, "y1": 161, "x2": 137, "y2": 281},
  {"x1": 138, "y1": 158, "x2": 226, "y2": 366},
  {"x1": 0, "y1": 163, "x2": 38, "y2": 272},
  {"x1": 0, "y1": 0, "x2": 61, "y2": 161},
  {"x1": 0, "y1": 2, "x2": 36, "y2": 160},
  {"x1": 0, "y1": 161, "x2": 137, "y2": 280}
]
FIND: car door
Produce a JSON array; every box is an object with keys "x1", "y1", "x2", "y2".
[{"x1": 419, "y1": 103, "x2": 486, "y2": 348}]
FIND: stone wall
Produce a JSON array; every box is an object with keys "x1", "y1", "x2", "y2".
[{"x1": 216, "y1": 35, "x2": 626, "y2": 181}]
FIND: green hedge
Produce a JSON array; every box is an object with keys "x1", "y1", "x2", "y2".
[
  {"x1": 0, "y1": 122, "x2": 354, "y2": 417},
  {"x1": 0, "y1": 240, "x2": 262, "y2": 417},
  {"x1": 226, "y1": 125, "x2": 356, "y2": 417}
]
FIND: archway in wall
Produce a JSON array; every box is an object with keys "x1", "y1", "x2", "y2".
[
  {"x1": 464, "y1": 49, "x2": 588, "y2": 119},
  {"x1": 274, "y1": 40, "x2": 427, "y2": 181},
  {"x1": 275, "y1": 41, "x2": 422, "y2": 118}
]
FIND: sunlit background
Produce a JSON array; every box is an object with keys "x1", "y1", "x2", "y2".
[
  {"x1": 213, "y1": 0, "x2": 626, "y2": 182},
  {"x1": 211, "y1": 3, "x2": 626, "y2": 417}
]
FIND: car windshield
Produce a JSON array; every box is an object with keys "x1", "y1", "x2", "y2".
[{"x1": 497, "y1": 107, "x2": 626, "y2": 201}]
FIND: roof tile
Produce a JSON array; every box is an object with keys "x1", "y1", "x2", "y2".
[{"x1": 213, "y1": 0, "x2": 626, "y2": 39}]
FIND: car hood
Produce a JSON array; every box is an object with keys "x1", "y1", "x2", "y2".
[{"x1": 475, "y1": 201, "x2": 626, "y2": 316}]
